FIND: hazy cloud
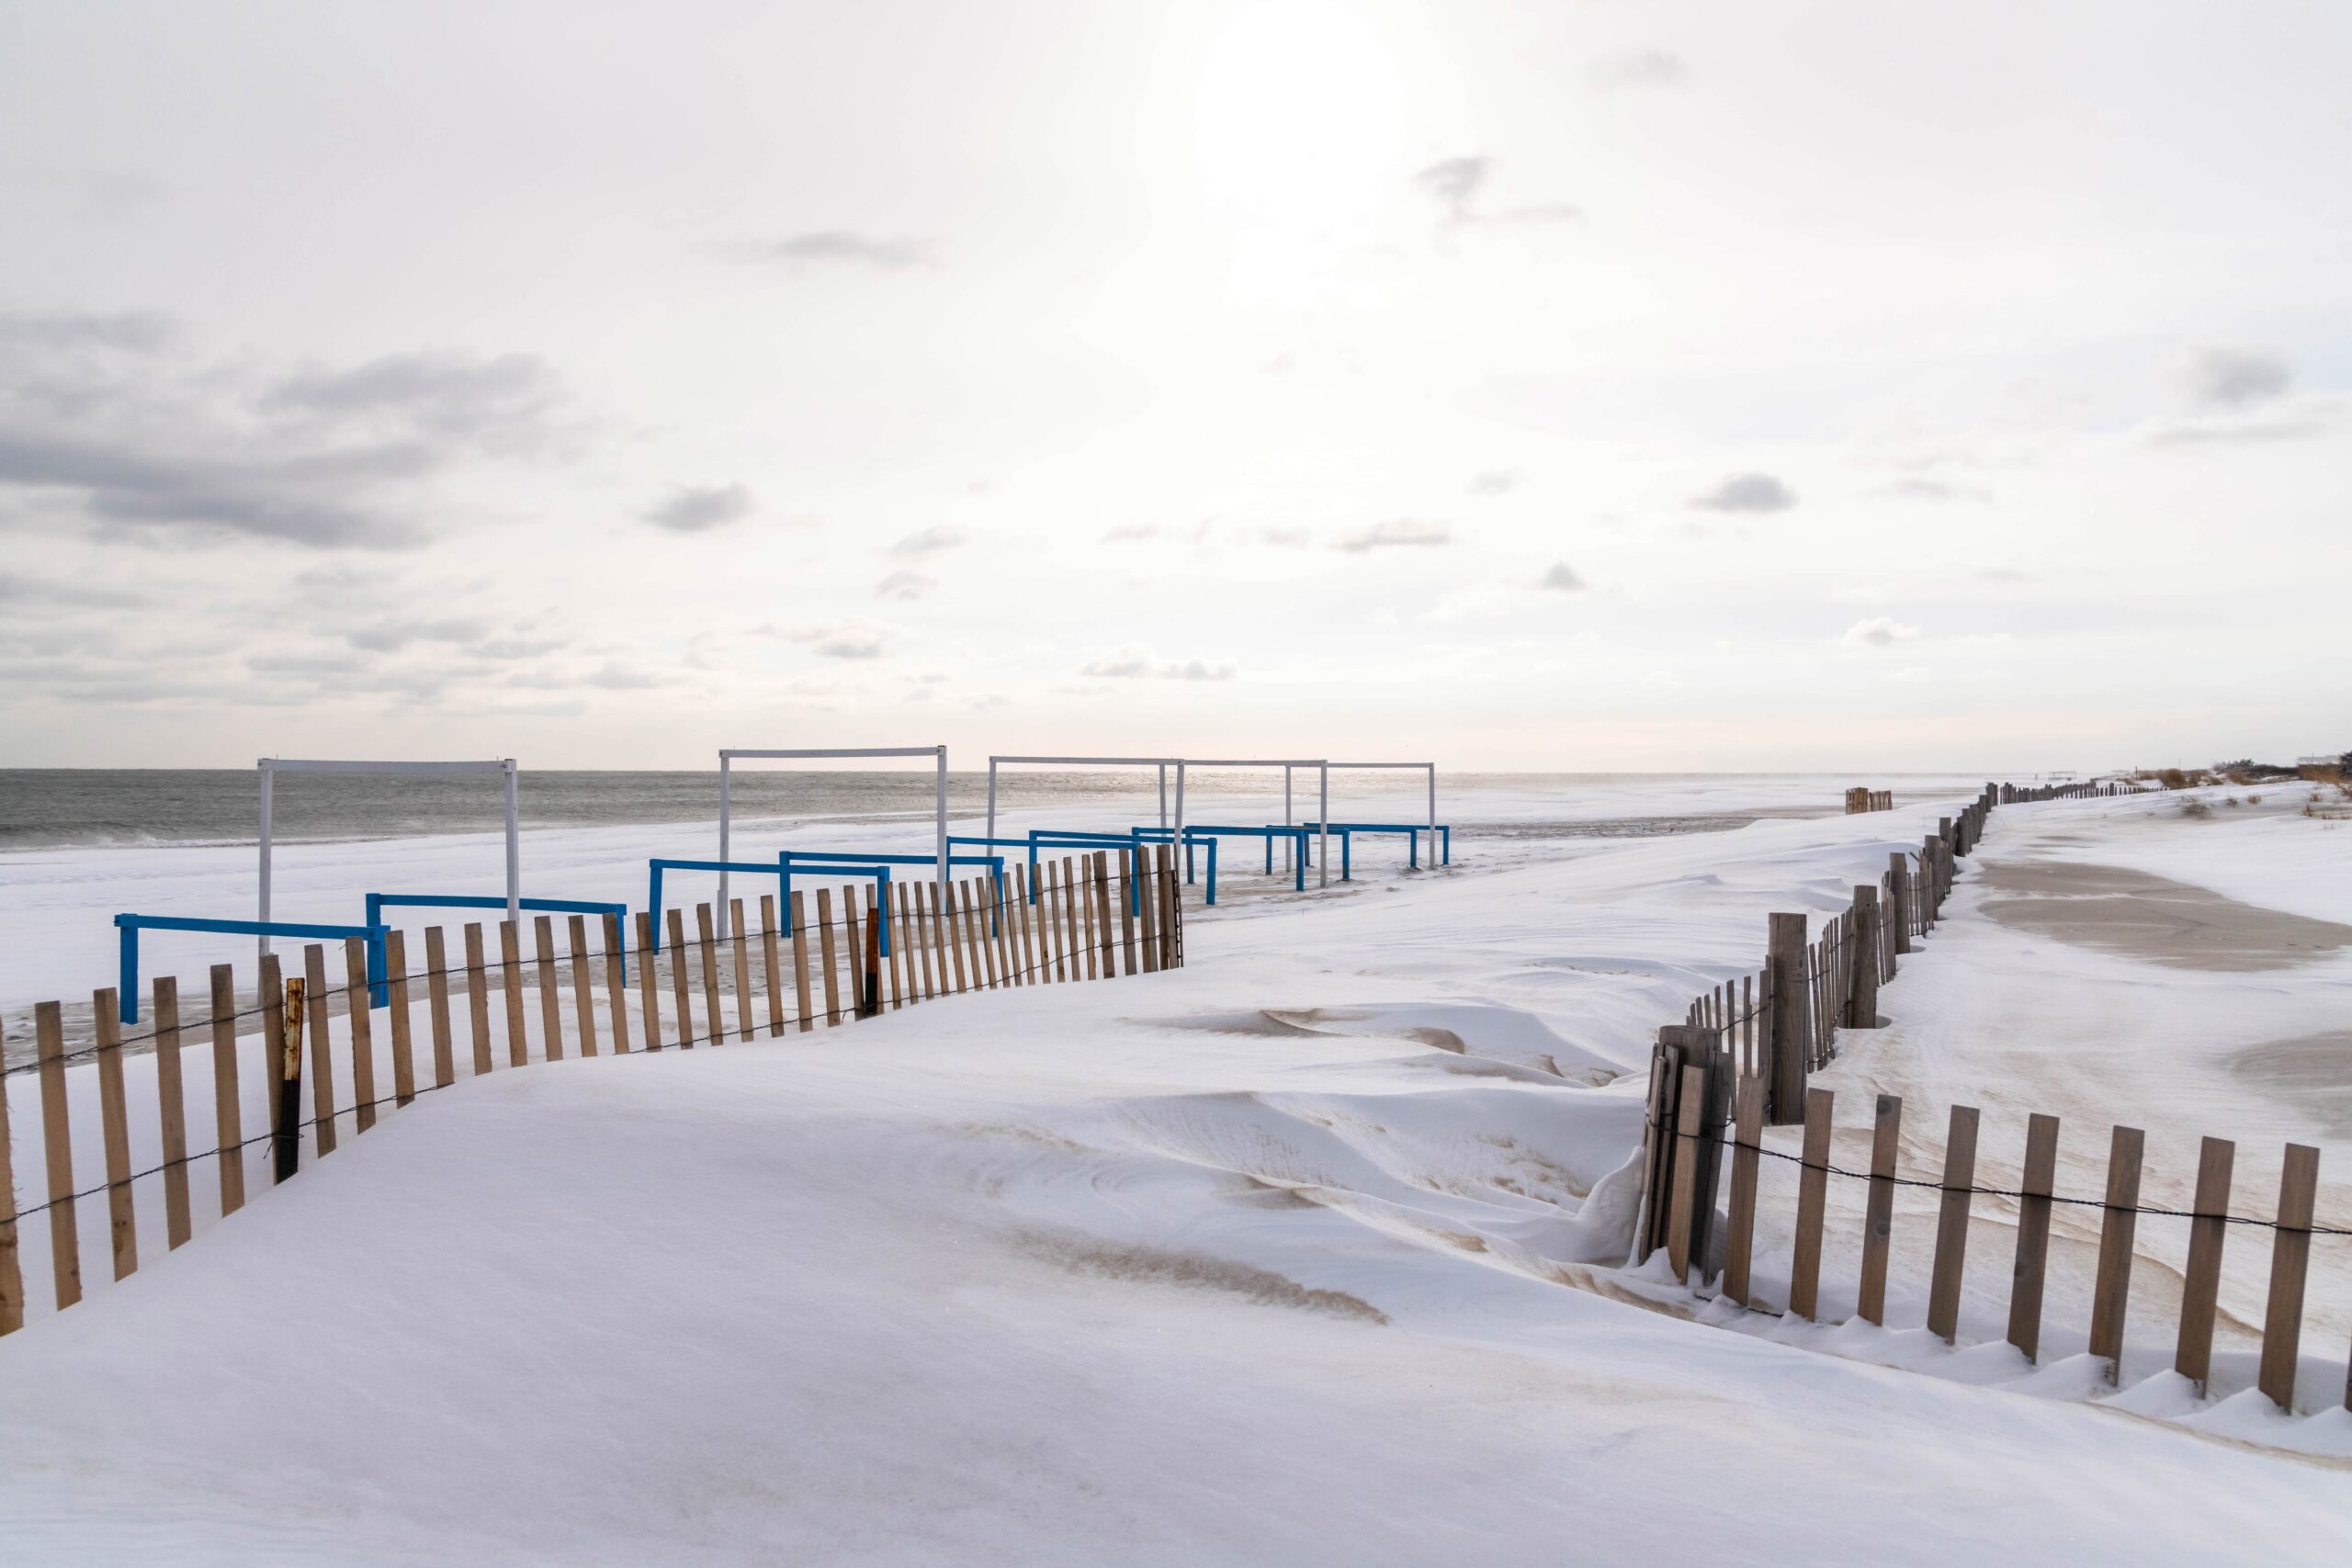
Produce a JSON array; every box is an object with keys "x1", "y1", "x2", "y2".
[
  {"x1": 889, "y1": 525, "x2": 965, "y2": 556},
  {"x1": 584, "y1": 661, "x2": 664, "y2": 689},
  {"x1": 1468, "y1": 469, "x2": 1519, "y2": 496},
  {"x1": 1078, "y1": 645, "x2": 1235, "y2": 682},
  {"x1": 1592, "y1": 51, "x2": 1688, "y2": 89},
  {"x1": 642, "y1": 482, "x2": 755, "y2": 533},
  {"x1": 1415, "y1": 155, "x2": 1579, "y2": 229},
  {"x1": 0, "y1": 323, "x2": 574, "y2": 549},
  {"x1": 875, "y1": 570, "x2": 935, "y2": 601},
  {"x1": 764, "y1": 618, "x2": 891, "y2": 660},
  {"x1": 346, "y1": 616, "x2": 490, "y2": 652},
  {"x1": 735, "y1": 231, "x2": 934, "y2": 271},
  {"x1": 2186, "y1": 347, "x2": 2290, "y2": 409},
  {"x1": 1335, "y1": 518, "x2": 1452, "y2": 553},
  {"x1": 1842, "y1": 615, "x2": 1921, "y2": 648},
  {"x1": 1878, "y1": 477, "x2": 1991, "y2": 503},
  {"x1": 1691, "y1": 472, "x2": 1795, "y2": 513},
  {"x1": 1541, "y1": 562, "x2": 1588, "y2": 592}
]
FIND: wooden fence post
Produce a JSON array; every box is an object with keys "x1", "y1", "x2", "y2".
[
  {"x1": 667, "y1": 908, "x2": 696, "y2": 1046},
  {"x1": 729, "y1": 898, "x2": 754, "y2": 1041},
  {"x1": 301, "y1": 945, "x2": 338, "y2": 1155},
  {"x1": 1849, "y1": 885, "x2": 1881, "y2": 1028},
  {"x1": 1889, "y1": 852, "x2": 1913, "y2": 957},
  {"x1": 1092, "y1": 852, "x2": 1115, "y2": 978},
  {"x1": 455, "y1": 925, "x2": 488, "y2": 1079},
  {"x1": 533, "y1": 916, "x2": 564, "y2": 1063},
  {"x1": 605, "y1": 912, "x2": 633, "y2": 1054},
  {"x1": 2007, "y1": 1113, "x2": 2060, "y2": 1362},
  {"x1": 1789, "y1": 1088, "x2": 1835, "y2": 1319},
  {"x1": 273, "y1": 969, "x2": 303, "y2": 1183},
  {"x1": 696, "y1": 903, "x2": 725, "y2": 1043},
  {"x1": 1926, "y1": 1104, "x2": 1980, "y2": 1342},
  {"x1": 2088, "y1": 1124, "x2": 2144, "y2": 1382},
  {"x1": 152, "y1": 976, "x2": 192, "y2": 1249},
  {"x1": 635, "y1": 911, "x2": 663, "y2": 1049},
  {"x1": 760, "y1": 897, "x2": 786, "y2": 1035},
  {"x1": 342, "y1": 939, "x2": 378, "y2": 1130},
  {"x1": 1765, "y1": 914, "x2": 1811, "y2": 1124},
  {"x1": 93, "y1": 989, "x2": 138, "y2": 1280},
  {"x1": 498, "y1": 920, "x2": 529, "y2": 1068},
  {"x1": 815, "y1": 891, "x2": 841, "y2": 1023},
  {"x1": 34, "y1": 1001, "x2": 80, "y2": 1309},
  {"x1": 1722, "y1": 1076, "x2": 1765, "y2": 1308},
  {"x1": 787, "y1": 892, "x2": 816, "y2": 1026},
  {"x1": 2258, "y1": 1143, "x2": 2321, "y2": 1410},
  {"x1": 386, "y1": 931, "x2": 418, "y2": 1105},
  {"x1": 860, "y1": 908, "x2": 882, "y2": 1019},
  {"x1": 0, "y1": 1021, "x2": 21, "y2": 1333},
  {"x1": 569, "y1": 914, "x2": 600, "y2": 1057},
  {"x1": 209, "y1": 964, "x2": 245, "y2": 1216},
  {"x1": 2174, "y1": 1136, "x2": 2235, "y2": 1393},
  {"x1": 1858, "y1": 1093, "x2": 1903, "y2": 1325},
  {"x1": 1666, "y1": 1064, "x2": 1708, "y2": 1284}
]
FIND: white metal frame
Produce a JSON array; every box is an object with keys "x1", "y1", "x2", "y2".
[
  {"x1": 718, "y1": 745, "x2": 947, "y2": 939},
  {"x1": 985, "y1": 755, "x2": 1178, "y2": 844},
  {"x1": 258, "y1": 757, "x2": 518, "y2": 956},
  {"x1": 1173, "y1": 758, "x2": 1330, "y2": 888}
]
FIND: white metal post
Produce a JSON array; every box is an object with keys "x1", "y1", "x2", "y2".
[
  {"x1": 1283, "y1": 765, "x2": 1293, "y2": 874},
  {"x1": 257, "y1": 762, "x2": 274, "y2": 959},
  {"x1": 503, "y1": 759, "x2": 521, "y2": 919},
  {"x1": 718, "y1": 753, "x2": 732, "y2": 941},
  {"x1": 1319, "y1": 764, "x2": 1329, "y2": 888},
  {"x1": 935, "y1": 746, "x2": 949, "y2": 886},
  {"x1": 985, "y1": 760, "x2": 998, "y2": 847},
  {"x1": 1158, "y1": 763, "x2": 1168, "y2": 829},
  {"x1": 1174, "y1": 762, "x2": 1186, "y2": 838}
]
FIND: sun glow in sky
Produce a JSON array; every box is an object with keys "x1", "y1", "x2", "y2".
[{"x1": 0, "y1": 0, "x2": 2346, "y2": 771}]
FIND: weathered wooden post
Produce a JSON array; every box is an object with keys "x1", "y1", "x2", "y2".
[
  {"x1": 1888, "y1": 852, "x2": 1913, "y2": 956},
  {"x1": 1849, "y1": 884, "x2": 1882, "y2": 1028},
  {"x1": 1657, "y1": 1024, "x2": 1730, "y2": 1284},
  {"x1": 1765, "y1": 914, "x2": 1811, "y2": 1124},
  {"x1": 273, "y1": 971, "x2": 304, "y2": 1184}
]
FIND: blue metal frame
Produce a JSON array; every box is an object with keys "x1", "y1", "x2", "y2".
[
  {"x1": 999, "y1": 829, "x2": 1176, "y2": 911},
  {"x1": 648, "y1": 852, "x2": 1004, "y2": 953},
  {"x1": 646, "y1": 858, "x2": 789, "y2": 953},
  {"x1": 363, "y1": 894, "x2": 630, "y2": 991},
  {"x1": 1293, "y1": 821, "x2": 1453, "y2": 878},
  {"x1": 1157, "y1": 824, "x2": 1304, "y2": 894},
  {"x1": 114, "y1": 914, "x2": 387, "y2": 1024}
]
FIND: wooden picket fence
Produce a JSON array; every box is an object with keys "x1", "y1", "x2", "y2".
[
  {"x1": 0, "y1": 846, "x2": 1186, "y2": 1337},
  {"x1": 1842, "y1": 787, "x2": 1893, "y2": 813},
  {"x1": 1635, "y1": 784, "x2": 2348, "y2": 1414}
]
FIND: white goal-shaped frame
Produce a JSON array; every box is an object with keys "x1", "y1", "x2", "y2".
[
  {"x1": 984, "y1": 755, "x2": 1178, "y2": 844},
  {"x1": 258, "y1": 757, "x2": 519, "y2": 956},
  {"x1": 1172, "y1": 758, "x2": 1331, "y2": 889},
  {"x1": 718, "y1": 745, "x2": 948, "y2": 940}
]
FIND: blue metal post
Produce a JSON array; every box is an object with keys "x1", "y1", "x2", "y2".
[
  {"x1": 119, "y1": 923, "x2": 139, "y2": 1023},
  {"x1": 648, "y1": 863, "x2": 665, "y2": 952}
]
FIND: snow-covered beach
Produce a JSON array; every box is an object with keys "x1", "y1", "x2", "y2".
[{"x1": 3, "y1": 774, "x2": 2347, "y2": 1562}]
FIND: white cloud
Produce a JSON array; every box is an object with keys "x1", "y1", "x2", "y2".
[
  {"x1": 1334, "y1": 519, "x2": 1451, "y2": 553},
  {"x1": 1691, "y1": 473, "x2": 1795, "y2": 513},
  {"x1": 1841, "y1": 615, "x2": 1921, "y2": 649},
  {"x1": 1077, "y1": 645, "x2": 1235, "y2": 681}
]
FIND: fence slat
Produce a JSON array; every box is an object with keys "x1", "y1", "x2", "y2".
[
  {"x1": 152, "y1": 976, "x2": 191, "y2": 1248},
  {"x1": 843, "y1": 887, "x2": 865, "y2": 1005},
  {"x1": 302, "y1": 946, "x2": 339, "y2": 1154},
  {"x1": 1666, "y1": 1064, "x2": 1708, "y2": 1283},
  {"x1": 1045, "y1": 863, "x2": 1069, "y2": 982},
  {"x1": 2258, "y1": 1143, "x2": 2321, "y2": 1410},
  {"x1": 789, "y1": 892, "x2": 815, "y2": 1029},
  {"x1": 35, "y1": 1001, "x2": 81, "y2": 1309},
  {"x1": 760, "y1": 896, "x2": 786, "y2": 1035},
  {"x1": 260, "y1": 954, "x2": 292, "y2": 1181},
  {"x1": 729, "y1": 898, "x2": 754, "y2": 1042},
  {"x1": 386, "y1": 931, "x2": 417, "y2": 1107},
  {"x1": 209, "y1": 964, "x2": 245, "y2": 1216},
  {"x1": 1092, "y1": 852, "x2": 1115, "y2": 979},
  {"x1": 94, "y1": 988, "x2": 138, "y2": 1280},
  {"x1": 1927, "y1": 1104, "x2": 1980, "y2": 1342},
  {"x1": 959, "y1": 881, "x2": 989, "y2": 989},
  {"x1": 604, "y1": 912, "x2": 633, "y2": 1054},
  {"x1": 1136, "y1": 851, "x2": 1161, "y2": 975},
  {"x1": 498, "y1": 921, "x2": 528, "y2": 1068},
  {"x1": 2007, "y1": 1112, "x2": 2060, "y2": 1362},
  {"x1": 2174, "y1": 1136, "x2": 2235, "y2": 1393},
  {"x1": 1723, "y1": 1076, "x2": 1765, "y2": 1308},
  {"x1": 0, "y1": 1021, "x2": 21, "y2": 1332},
  {"x1": 341, "y1": 939, "x2": 378, "y2": 1132},
  {"x1": 976, "y1": 879, "x2": 1001, "y2": 988},
  {"x1": 636, "y1": 912, "x2": 663, "y2": 1050},
  {"x1": 532, "y1": 916, "x2": 564, "y2": 1063},
  {"x1": 1117, "y1": 852, "x2": 1139, "y2": 976},
  {"x1": 667, "y1": 908, "x2": 696, "y2": 1047},
  {"x1": 816, "y1": 891, "x2": 841, "y2": 1024},
  {"x1": 451, "y1": 925, "x2": 483, "y2": 1081},
  {"x1": 905, "y1": 884, "x2": 933, "y2": 1000},
  {"x1": 2088, "y1": 1125, "x2": 2144, "y2": 1381},
  {"x1": 569, "y1": 914, "x2": 600, "y2": 1057},
  {"x1": 1858, "y1": 1093, "x2": 1903, "y2": 1325},
  {"x1": 933, "y1": 883, "x2": 961, "y2": 995}
]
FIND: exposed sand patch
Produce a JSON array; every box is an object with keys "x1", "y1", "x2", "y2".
[
  {"x1": 1977, "y1": 862, "x2": 2352, "y2": 970},
  {"x1": 2229, "y1": 1031, "x2": 2352, "y2": 1139},
  {"x1": 1022, "y1": 1235, "x2": 1388, "y2": 1324}
]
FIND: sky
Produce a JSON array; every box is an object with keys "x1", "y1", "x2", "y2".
[{"x1": 1, "y1": 0, "x2": 2346, "y2": 773}]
